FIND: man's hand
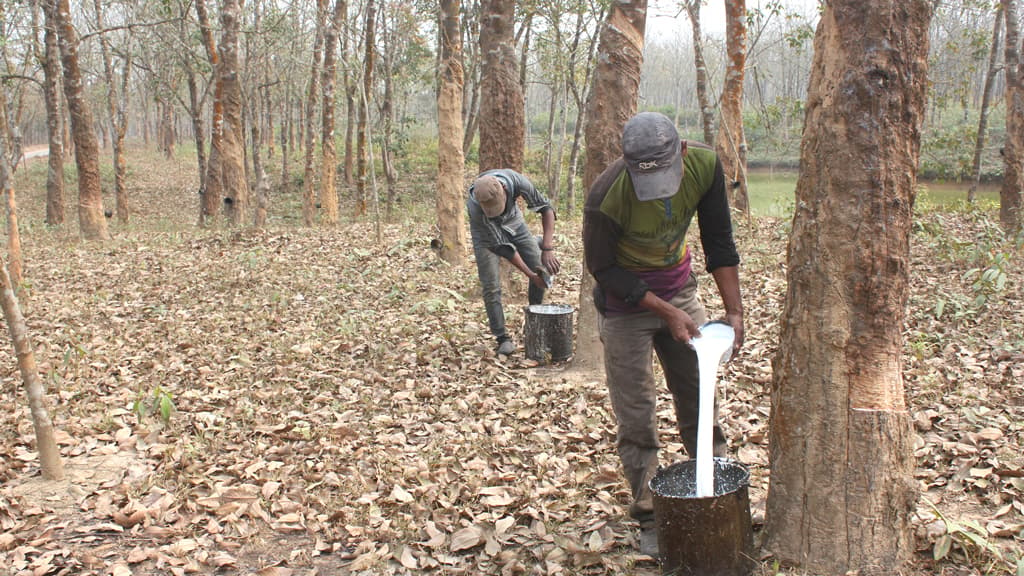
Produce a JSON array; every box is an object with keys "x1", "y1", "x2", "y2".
[
  {"x1": 528, "y1": 271, "x2": 549, "y2": 290},
  {"x1": 725, "y1": 311, "x2": 744, "y2": 358},
  {"x1": 541, "y1": 250, "x2": 560, "y2": 275},
  {"x1": 665, "y1": 306, "x2": 700, "y2": 343}
]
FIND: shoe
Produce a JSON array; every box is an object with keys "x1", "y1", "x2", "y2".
[
  {"x1": 497, "y1": 340, "x2": 515, "y2": 355},
  {"x1": 639, "y1": 525, "x2": 659, "y2": 558}
]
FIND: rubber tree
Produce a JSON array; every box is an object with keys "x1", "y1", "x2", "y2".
[
  {"x1": 575, "y1": 0, "x2": 647, "y2": 372},
  {"x1": 436, "y1": 0, "x2": 468, "y2": 266},
  {"x1": 53, "y1": 0, "x2": 109, "y2": 240},
  {"x1": 1001, "y1": 0, "x2": 1023, "y2": 234},
  {"x1": 765, "y1": 1, "x2": 932, "y2": 572}
]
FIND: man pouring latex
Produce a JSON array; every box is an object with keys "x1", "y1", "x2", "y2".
[{"x1": 582, "y1": 112, "x2": 744, "y2": 557}]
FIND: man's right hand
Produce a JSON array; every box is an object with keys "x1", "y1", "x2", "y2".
[
  {"x1": 665, "y1": 306, "x2": 700, "y2": 343},
  {"x1": 528, "y1": 271, "x2": 549, "y2": 290}
]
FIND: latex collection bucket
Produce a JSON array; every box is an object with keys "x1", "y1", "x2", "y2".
[
  {"x1": 649, "y1": 458, "x2": 755, "y2": 576},
  {"x1": 523, "y1": 304, "x2": 574, "y2": 363}
]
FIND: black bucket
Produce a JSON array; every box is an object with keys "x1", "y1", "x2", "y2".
[
  {"x1": 523, "y1": 304, "x2": 574, "y2": 363},
  {"x1": 649, "y1": 458, "x2": 755, "y2": 576}
]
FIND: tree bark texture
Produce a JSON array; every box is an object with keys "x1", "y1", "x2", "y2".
[
  {"x1": 0, "y1": 258, "x2": 65, "y2": 480},
  {"x1": 54, "y1": 0, "x2": 109, "y2": 240},
  {"x1": 1, "y1": 99, "x2": 23, "y2": 293},
  {"x1": 320, "y1": 0, "x2": 345, "y2": 225},
  {"x1": 355, "y1": 0, "x2": 377, "y2": 217},
  {"x1": 303, "y1": 0, "x2": 326, "y2": 226},
  {"x1": 1001, "y1": 0, "x2": 1023, "y2": 233},
  {"x1": 196, "y1": 0, "x2": 223, "y2": 225},
  {"x1": 95, "y1": 0, "x2": 130, "y2": 224},
  {"x1": 575, "y1": 0, "x2": 646, "y2": 372},
  {"x1": 478, "y1": 0, "x2": 524, "y2": 171},
  {"x1": 716, "y1": 0, "x2": 749, "y2": 215},
  {"x1": 969, "y1": 8, "x2": 1003, "y2": 203},
  {"x1": 686, "y1": 0, "x2": 715, "y2": 146},
  {"x1": 436, "y1": 0, "x2": 468, "y2": 266},
  {"x1": 764, "y1": 2, "x2": 931, "y2": 573},
  {"x1": 40, "y1": 0, "x2": 65, "y2": 226},
  {"x1": 217, "y1": 0, "x2": 248, "y2": 225}
]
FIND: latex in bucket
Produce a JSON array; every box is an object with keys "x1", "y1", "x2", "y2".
[
  {"x1": 523, "y1": 304, "x2": 574, "y2": 362},
  {"x1": 649, "y1": 458, "x2": 755, "y2": 576}
]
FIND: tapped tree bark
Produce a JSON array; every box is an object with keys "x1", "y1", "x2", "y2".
[
  {"x1": 764, "y1": 2, "x2": 931, "y2": 572},
  {"x1": 478, "y1": 0, "x2": 523, "y2": 171},
  {"x1": 217, "y1": 0, "x2": 248, "y2": 225},
  {"x1": 94, "y1": 0, "x2": 130, "y2": 224},
  {"x1": 436, "y1": 0, "x2": 468, "y2": 266},
  {"x1": 716, "y1": 0, "x2": 749, "y2": 215},
  {"x1": 575, "y1": 0, "x2": 647, "y2": 372},
  {"x1": 37, "y1": 0, "x2": 65, "y2": 227},
  {"x1": 1000, "y1": 0, "x2": 1023, "y2": 234},
  {"x1": 196, "y1": 0, "x2": 223, "y2": 226},
  {"x1": 53, "y1": 0, "x2": 109, "y2": 240},
  {"x1": 304, "y1": 0, "x2": 326, "y2": 226},
  {"x1": 320, "y1": 0, "x2": 345, "y2": 226}
]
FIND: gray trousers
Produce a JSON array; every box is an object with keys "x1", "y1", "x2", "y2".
[
  {"x1": 471, "y1": 219, "x2": 545, "y2": 343},
  {"x1": 598, "y1": 274, "x2": 727, "y2": 526}
]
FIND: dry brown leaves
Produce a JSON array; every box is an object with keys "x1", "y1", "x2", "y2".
[{"x1": 0, "y1": 157, "x2": 1021, "y2": 575}]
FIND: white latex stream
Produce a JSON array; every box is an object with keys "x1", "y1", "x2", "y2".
[{"x1": 689, "y1": 321, "x2": 735, "y2": 498}]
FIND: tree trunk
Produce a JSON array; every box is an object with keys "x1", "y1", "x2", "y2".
[
  {"x1": 575, "y1": 0, "x2": 646, "y2": 372},
  {"x1": 716, "y1": 0, "x2": 749, "y2": 215},
  {"x1": 304, "y1": 0, "x2": 326, "y2": 226},
  {"x1": 1, "y1": 98, "x2": 23, "y2": 293},
  {"x1": 968, "y1": 8, "x2": 1003, "y2": 203},
  {"x1": 355, "y1": 0, "x2": 377, "y2": 218},
  {"x1": 53, "y1": 0, "x2": 108, "y2": 240},
  {"x1": 436, "y1": 0, "x2": 468, "y2": 266},
  {"x1": 39, "y1": 0, "x2": 65, "y2": 227},
  {"x1": 564, "y1": 8, "x2": 601, "y2": 214},
  {"x1": 1001, "y1": 0, "x2": 1023, "y2": 234},
  {"x1": 478, "y1": 0, "x2": 523, "y2": 171},
  {"x1": 0, "y1": 123, "x2": 63, "y2": 479},
  {"x1": 321, "y1": 0, "x2": 344, "y2": 225},
  {"x1": 686, "y1": 0, "x2": 715, "y2": 145},
  {"x1": 764, "y1": 2, "x2": 931, "y2": 572},
  {"x1": 218, "y1": 0, "x2": 248, "y2": 225},
  {"x1": 94, "y1": 0, "x2": 130, "y2": 224},
  {"x1": 196, "y1": 0, "x2": 223, "y2": 225}
]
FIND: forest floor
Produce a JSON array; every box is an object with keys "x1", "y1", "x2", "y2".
[{"x1": 1, "y1": 149, "x2": 1022, "y2": 576}]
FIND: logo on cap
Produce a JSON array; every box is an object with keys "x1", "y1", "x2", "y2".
[{"x1": 637, "y1": 160, "x2": 661, "y2": 171}]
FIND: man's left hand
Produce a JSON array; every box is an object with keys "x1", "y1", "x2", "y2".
[{"x1": 541, "y1": 250, "x2": 560, "y2": 276}]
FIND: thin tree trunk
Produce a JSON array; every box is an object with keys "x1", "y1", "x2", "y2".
[
  {"x1": 218, "y1": 0, "x2": 248, "y2": 225},
  {"x1": 379, "y1": 3, "x2": 399, "y2": 220},
  {"x1": 716, "y1": 0, "x2": 749, "y2": 215},
  {"x1": 436, "y1": 0, "x2": 467, "y2": 266},
  {"x1": 355, "y1": 0, "x2": 377, "y2": 217},
  {"x1": 196, "y1": 0, "x2": 223, "y2": 225},
  {"x1": 686, "y1": 0, "x2": 715, "y2": 145},
  {"x1": 478, "y1": 0, "x2": 523, "y2": 171},
  {"x1": 461, "y1": 4, "x2": 481, "y2": 157},
  {"x1": 39, "y1": 0, "x2": 65, "y2": 226},
  {"x1": 1000, "y1": 0, "x2": 1023, "y2": 234},
  {"x1": 0, "y1": 115, "x2": 63, "y2": 480},
  {"x1": 764, "y1": 2, "x2": 931, "y2": 572},
  {"x1": 576, "y1": 0, "x2": 647, "y2": 372},
  {"x1": 53, "y1": 0, "x2": 109, "y2": 240},
  {"x1": 94, "y1": 0, "x2": 130, "y2": 224},
  {"x1": 564, "y1": 7, "x2": 600, "y2": 214},
  {"x1": 1, "y1": 97, "x2": 23, "y2": 292},
  {"x1": 320, "y1": 0, "x2": 345, "y2": 225},
  {"x1": 304, "y1": 0, "x2": 326, "y2": 226},
  {"x1": 969, "y1": 8, "x2": 1004, "y2": 203}
]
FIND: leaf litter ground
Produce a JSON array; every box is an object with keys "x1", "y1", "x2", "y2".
[{"x1": 1, "y1": 152, "x2": 1022, "y2": 575}]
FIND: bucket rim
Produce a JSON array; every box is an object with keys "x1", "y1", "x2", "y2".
[
  {"x1": 649, "y1": 457, "x2": 751, "y2": 499},
  {"x1": 525, "y1": 303, "x2": 575, "y2": 314}
]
